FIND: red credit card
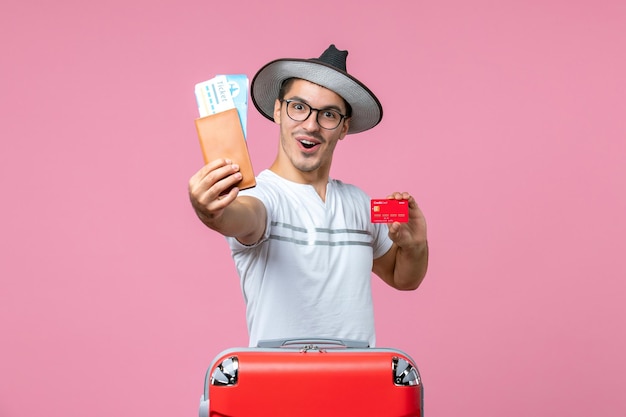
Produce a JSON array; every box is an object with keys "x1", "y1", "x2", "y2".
[{"x1": 370, "y1": 199, "x2": 409, "y2": 223}]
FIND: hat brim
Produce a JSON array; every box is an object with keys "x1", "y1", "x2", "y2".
[{"x1": 251, "y1": 58, "x2": 382, "y2": 134}]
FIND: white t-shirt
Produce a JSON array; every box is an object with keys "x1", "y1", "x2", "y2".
[{"x1": 227, "y1": 170, "x2": 393, "y2": 347}]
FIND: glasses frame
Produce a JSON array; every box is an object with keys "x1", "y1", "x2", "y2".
[{"x1": 281, "y1": 99, "x2": 347, "y2": 130}]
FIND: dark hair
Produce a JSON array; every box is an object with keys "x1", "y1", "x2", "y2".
[{"x1": 278, "y1": 78, "x2": 352, "y2": 118}]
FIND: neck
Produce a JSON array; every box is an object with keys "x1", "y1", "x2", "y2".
[{"x1": 270, "y1": 158, "x2": 330, "y2": 201}]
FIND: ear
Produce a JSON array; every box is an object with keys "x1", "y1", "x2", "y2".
[
  {"x1": 273, "y1": 99, "x2": 282, "y2": 124},
  {"x1": 338, "y1": 117, "x2": 350, "y2": 140}
]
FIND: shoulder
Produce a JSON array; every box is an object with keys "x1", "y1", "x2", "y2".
[
  {"x1": 239, "y1": 170, "x2": 281, "y2": 198},
  {"x1": 237, "y1": 170, "x2": 291, "y2": 213},
  {"x1": 330, "y1": 178, "x2": 370, "y2": 200}
]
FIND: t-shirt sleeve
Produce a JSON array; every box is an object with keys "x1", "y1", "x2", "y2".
[
  {"x1": 372, "y1": 222, "x2": 393, "y2": 259},
  {"x1": 225, "y1": 184, "x2": 272, "y2": 251},
  {"x1": 354, "y1": 186, "x2": 392, "y2": 259}
]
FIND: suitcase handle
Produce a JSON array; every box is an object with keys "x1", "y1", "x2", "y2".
[{"x1": 256, "y1": 338, "x2": 370, "y2": 349}]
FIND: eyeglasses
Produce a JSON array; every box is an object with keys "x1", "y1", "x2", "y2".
[{"x1": 281, "y1": 99, "x2": 347, "y2": 130}]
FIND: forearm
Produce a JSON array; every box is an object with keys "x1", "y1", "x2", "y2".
[
  {"x1": 392, "y1": 241, "x2": 429, "y2": 290},
  {"x1": 195, "y1": 196, "x2": 266, "y2": 244}
]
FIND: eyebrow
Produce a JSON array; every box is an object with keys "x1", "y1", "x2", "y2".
[{"x1": 287, "y1": 96, "x2": 346, "y2": 114}]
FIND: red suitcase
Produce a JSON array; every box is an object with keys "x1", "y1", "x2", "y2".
[{"x1": 199, "y1": 338, "x2": 423, "y2": 417}]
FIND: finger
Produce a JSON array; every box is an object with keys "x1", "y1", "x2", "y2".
[
  {"x1": 196, "y1": 158, "x2": 237, "y2": 180},
  {"x1": 386, "y1": 191, "x2": 412, "y2": 201},
  {"x1": 387, "y1": 222, "x2": 408, "y2": 246},
  {"x1": 189, "y1": 159, "x2": 229, "y2": 190},
  {"x1": 198, "y1": 158, "x2": 236, "y2": 181},
  {"x1": 211, "y1": 171, "x2": 243, "y2": 198},
  {"x1": 190, "y1": 175, "x2": 240, "y2": 216},
  {"x1": 407, "y1": 195, "x2": 418, "y2": 209},
  {"x1": 191, "y1": 161, "x2": 240, "y2": 195},
  {"x1": 208, "y1": 184, "x2": 240, "y2": 210}
]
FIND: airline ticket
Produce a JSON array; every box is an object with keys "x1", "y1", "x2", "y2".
[{"x1": 194, "y1": 74, "x2": 249, "y2": 138}]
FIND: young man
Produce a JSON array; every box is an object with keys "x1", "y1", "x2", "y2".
[{"x1": 189, "y1": 45, "x2": 428, "y2": 347}]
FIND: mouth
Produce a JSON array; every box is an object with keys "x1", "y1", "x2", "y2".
[{"x1": 297, "y1": 137, "x2": 322, "y2": 152}]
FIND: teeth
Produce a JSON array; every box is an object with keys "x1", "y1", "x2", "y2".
[{"x1": 300, "y1": 139, "x2": 317, "y2": 149}]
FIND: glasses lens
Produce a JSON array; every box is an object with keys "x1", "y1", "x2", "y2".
[
  {"x1": 316, "y1": 109, "x2": 342, "y2": 129},
  {"x1": 286, "y1": 101, "x2": 310, "y2": 121}
]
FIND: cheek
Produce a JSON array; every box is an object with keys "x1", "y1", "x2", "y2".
[{"x1": 326, "y1": 135, "x2": 342, "y2": 151}]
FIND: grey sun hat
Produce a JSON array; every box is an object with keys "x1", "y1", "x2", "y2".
[{"x1": 250, "y1": 44, "x2": 383, "y2": 134}]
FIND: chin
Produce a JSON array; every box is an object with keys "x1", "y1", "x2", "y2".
[
  {"x1": 295, "y1": 163, "x2": 320, "y2": 173},
  {"x1": 290, "y1": 155, "x2": 321, "y2": 172}
]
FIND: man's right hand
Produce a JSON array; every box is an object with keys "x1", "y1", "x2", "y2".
[
  {"x1": 188, "y1": 158, "x2": 243, "y2": 226},
  {"x1": 188, "y1": 159, "x2": 266, "y2": 245}
]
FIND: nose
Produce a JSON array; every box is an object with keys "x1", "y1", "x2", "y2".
[{"x1": 301, "y1": 109, "x2": 321, "y2": 131}]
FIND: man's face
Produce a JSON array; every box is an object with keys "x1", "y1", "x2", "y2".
[{"x1": 273, "y1": 79, "x2": 350, "y2": 175}]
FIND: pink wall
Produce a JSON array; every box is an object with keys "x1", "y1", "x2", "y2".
[{"x1": 1, "y1": 1, "x2": 625, "y2": 416}]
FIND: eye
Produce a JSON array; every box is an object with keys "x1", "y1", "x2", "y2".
[
  {"x1": 289, "y1": 101, "x2": 308, "y2": 113},
  {"x1": 321, "y1": 110, "x2": 340, "y2": 120}
]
